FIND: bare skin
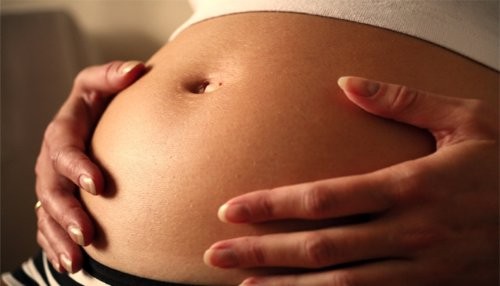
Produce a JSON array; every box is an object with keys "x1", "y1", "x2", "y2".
[
  {"x1": 33, "y1": 12, "x2": 498, "y2": 285},
  {"x1": 35, "y1": 60, "x2": 147, "y2": 272},
  {"x1": 211, "y1": 77, "x2": 499, "y2": 285}
]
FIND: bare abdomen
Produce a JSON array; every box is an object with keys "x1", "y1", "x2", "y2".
[{"x1": 81, "y1": 12, "x2": 495, "y2": 285}]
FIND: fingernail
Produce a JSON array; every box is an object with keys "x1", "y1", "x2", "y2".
[
  {"x1": 60, "y1": 254, "x2": 73, "y2": 273},
  {"x1": 79, "y1": 175, "x2": 96, "y2": 195},
  {"x1": 203, "y1": 247, "x2": 239, "y2": 268},
  {"x1": 68, "y1": 225, "x2": 85, "y2": 245},
  {"x1": 119, "y1": 61, "x2": 142, "y2": 74},
  {"x1": 240, "y1": 277, "x2": 266, "y2": 286},
  {"x1": 51, "y1": 259, "x2": 61, "y2": 273},
  {"x1": 338, "y1": 76, "x2": 380, "y2": 97},
  {"x1": 217, "y1": 203, "x2": 230, "y2": 223},
  {"x1": 218, "y1": 203, "x2": 251, "y2": 223}
]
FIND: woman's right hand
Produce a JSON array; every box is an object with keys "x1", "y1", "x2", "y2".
[{"x1": 34, "y1": 61, "x2": 146, "y2": 273}]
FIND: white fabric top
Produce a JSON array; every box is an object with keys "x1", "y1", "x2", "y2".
[{"x1": 171, "y1": 0, "x2": 499, "y2": 71}]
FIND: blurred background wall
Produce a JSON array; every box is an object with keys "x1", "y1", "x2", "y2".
[{"x1": 1, "y1": 0, "x2": 192, "y2": 272}]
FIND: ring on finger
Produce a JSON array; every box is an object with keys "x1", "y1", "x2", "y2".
[{"x1": 34, "y1": 201, "x2": 42, "y2": 212}]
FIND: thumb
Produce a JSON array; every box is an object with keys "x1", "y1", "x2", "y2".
[
  {"x1": 337, "y1": 76, "x2": 491, "y2": 146},
  {"x1": 72, "y1": 60, "x2": 146, "y2": 98},
  {"x1": 64, "y1": 61, "x2": 147, "y2": 124}
]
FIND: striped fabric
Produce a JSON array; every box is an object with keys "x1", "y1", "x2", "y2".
[{"x1": 1, "y1": 251, "x2": 190, "y2": 286}]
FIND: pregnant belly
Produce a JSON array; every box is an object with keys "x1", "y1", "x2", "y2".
[{"x1": 80, "y1": 12, "x2": 494, "y2": 285}]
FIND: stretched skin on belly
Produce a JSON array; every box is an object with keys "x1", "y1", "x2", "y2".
[{"x1": 80, "y1": 12, "x2": 496, "y2": 285}]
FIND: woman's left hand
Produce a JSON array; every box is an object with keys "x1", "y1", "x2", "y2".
[{"x1": 203, "y1": 77, "x2": 499, "y2": 286}]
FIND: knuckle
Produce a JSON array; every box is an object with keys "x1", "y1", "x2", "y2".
[
  {"x1": 40, "y1": 194, "x2": 81, "y2": 228},
  {"x1": 36, "y1": 182, "x2": 59, "y2": 205},
  {"x1": 302, "y1": 233, "x2": 335, "y2": 267},
  {"x1": 44, "y1": 118, "x2": 81, "y2": 149},
  {"x1": 50, "y1": 147, "x2": 67, "y2": 171},
  {"x1": 398, "y1": 225, "x2": 447, "y2": 252},
  {"x1": 389, "y1": 85, "x2": 420, "y2": 116},
  {"x1": 256, "y1": 191, "x2": 275, "y2": 219},
  {"x1": 462, "y1": 99, "x2": 497, "y2": 137},
  {"x1": 36, "y1": 212, "x2": 51, "y2": 229},
  {"x1": 37, "y1": 193, "x2": 50, "y2": 209},
  {"x1": 104, "y1": 61, "x2": 118, "y2": 84},
  {"x1": 387, "y1": 163, "x2": 431, "y2": 206},
  {"x1": 36, "y1": 231, "x2": 46, "y2": 247},
  {"x1": 34, "y1": 154, "x2": 44, "y2": 178},
  {"x1": 73, "y1": 64, "x2": 101, "y2": 88},
  {"x1": 460, "y1": 99, "x2": 484, "y2": 125},
  {"x1": 302, "y1": 184, "x2": 332, "y2": 218},
  {"x1": 51, "y1": 146, "x2": 86, "y2": 178},
  {"x1": 332, "y1": 271, "x2": 360, "y2": 286},
  {"x1": 43, "y1": 120, "x2": 62, "y2": 143},
  {"x1": 73, "y1": 69, "x2": 86, "y2": 88},
  {"x1": 50, "y1": 148, "x2": 62, "y2": 166},
  {"x1": 247, "y1": 238, "x2": 266, "y2": 265},
  {"x1": 463, "y1": 98, "x2": 485, "y2": 116},
  {"x1": 73, "y1": 62, "x2": 117, "y2": 96},
  {"x1": 60, "y1": 204, "x2": 81, "y2": 226}
]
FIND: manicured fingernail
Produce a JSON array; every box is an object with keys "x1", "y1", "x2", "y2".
[
  {"x1": 119, "y1": 61, "x2": 142, "y2": 74},
  {"x1": 203, "y1": 247, "x2": 239, "y2": 268},
  {"x1": 240, "y1": 277, "x2": 266, "y2": 286},
  {"x1": 60, "y1": 254, "x2": 73, "y2": 273},
  {"x1": 218, "y1": 203, "x2": 251, "y2": 223},
  {"x1": 217, "y1": 203, "x2": 230, "y2": 222},
  {"x1": 79, "y1": 175, "x2": 96, "y2": 195},
  {"x1": 338, "y1": 76, "x2": 380, "y2": 97},
  {"x1": 68, "y1": 225, "x2": 85, "y2": 245},
  {"x1": 51, "y1": 259, "x2": 61, "y2": 273}
]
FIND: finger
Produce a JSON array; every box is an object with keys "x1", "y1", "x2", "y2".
[
  {"x1": 218, "y1": 172, "x2": 392, "y2": 223},
  {"x1": 64, "y1": 60, "x2": 146, "y2": 127},
  {"x1": 239, "y1": 260, "x2": 413, "y2": 286},
  {"x1": 337, "y1": 76, "x2": 495, "y2": 146},
  {"x1": 36, "y1": 231, "x2": 63, "y2": 272},
  {"x1": 204, "y1": 223, "x2": 400, "y2": 269},
  {"x1": 71, "y1": 60, "x2": 146, "y2": 104},
  {"x1": 41, "y1": 125, "x2": 103, "y2": 195},
  {"x1": 36, "y1": 207, "x2": 83, "y2": 273},
  {"x1": 44, "y1": 61, "x2": 145, "y2": 195},
  {"x1": 36, "y1": 180, "x2": 94, "y2": 247},
  {"x1": 36, "y1": 148, "x2": 94, "y2": 246}
]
